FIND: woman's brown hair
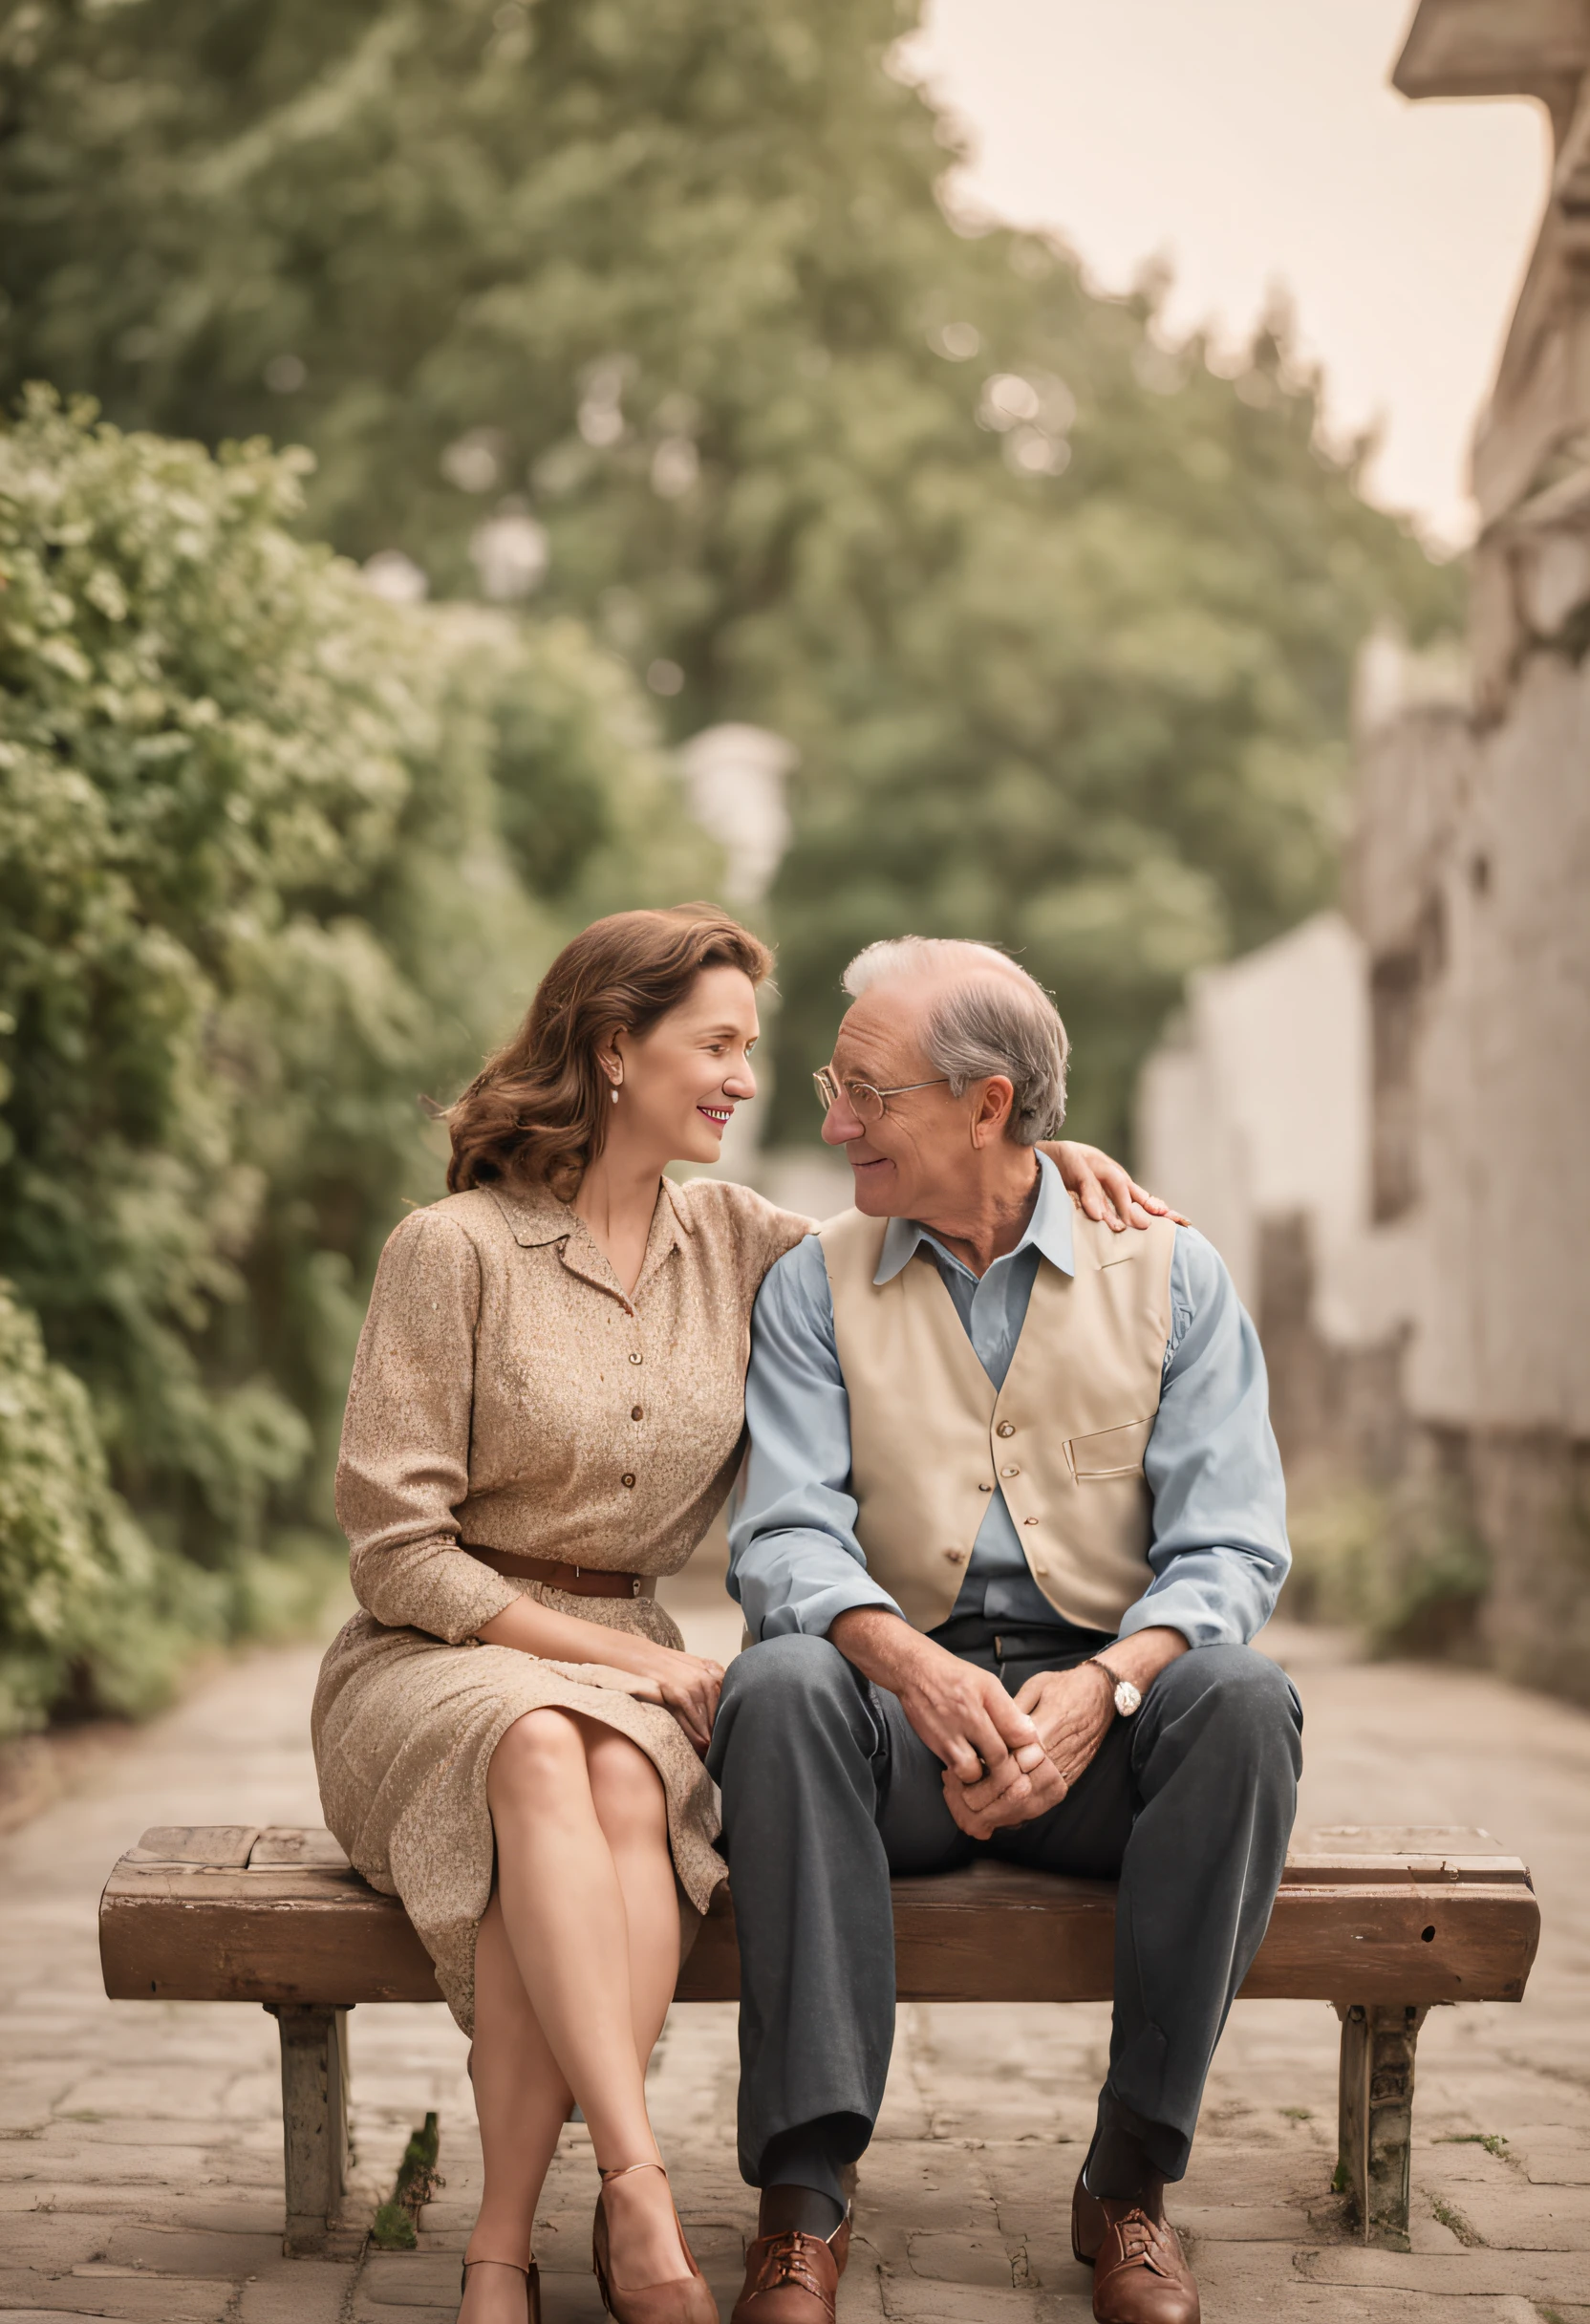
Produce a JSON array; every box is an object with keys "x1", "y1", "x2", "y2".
[{"x1": 445, "y1": 904, "x2": 774, "y2": 1197}]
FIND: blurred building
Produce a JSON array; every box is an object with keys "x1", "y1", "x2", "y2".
[
  {"x1": 677, "y1": 723, "x2": 796, "y2": 909},
  {"x1": 1138, "y1": 0, "x2": 1590, "y2": 1694},
  {"x1": 673, "y1": 721, "x2": 852, "y2": 1209},
  {"x1": 1135, "y1": 910, "x2": 1411, "y2": 1509}
]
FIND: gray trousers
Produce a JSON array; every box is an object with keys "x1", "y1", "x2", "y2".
[{"x1": 706, "y1": 1622, "x2": 1302, "y2": 2195}]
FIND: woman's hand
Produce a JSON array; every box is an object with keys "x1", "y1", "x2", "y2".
[
  {"x1": 1044, "y1": 1141, "x2": 1189, "y2": 1234},
  {"x1": 475, "y1": 1593, "x2": 724, "y2": 1749},
  {"x1": 541, "y1": 1660, "x2": 666, "y2": 1699},
  {"x1": 642, "y1": 1646, "x2": 725, "y2": 1756}
]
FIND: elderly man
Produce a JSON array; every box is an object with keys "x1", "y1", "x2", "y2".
[{"x1": 707, "y1": 938, "x2": 1300, "y2": 2324}]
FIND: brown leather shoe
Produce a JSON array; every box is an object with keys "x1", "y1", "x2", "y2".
[
  {"x1": 1071, "y1": 2172, "x2": 1198, "y2": 2324},
  {"x1": 729, "y1": 2216, "x2": 850, "y2": 2324}
]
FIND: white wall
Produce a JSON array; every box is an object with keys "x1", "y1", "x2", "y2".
[
  {"x1": 1135, "y1": 912, "x2": 1376, "y2": 1332},
  {"x1": 1400, "y1": 650, "x2": 1590, "y2": 1437}
]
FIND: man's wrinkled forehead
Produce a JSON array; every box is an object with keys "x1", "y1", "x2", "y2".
[
  {"x1": 832, "y1": 980, "x2": 934, "y2": 1075},
  {"x1": 833, "y1": 972, "x2": 973, "y2": 1077}
]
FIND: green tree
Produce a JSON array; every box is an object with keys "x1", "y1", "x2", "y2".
[
  {"x1": 0, "y1": 0, "x2": 1461, "y2": 1147},
  {"x1": 0, "y1": 391, "x2": 712, "y2": 1726}
]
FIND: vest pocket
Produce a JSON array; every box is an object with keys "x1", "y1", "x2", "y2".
[{"x1": 1064, "y1": 1416, "x2": 1153, "y2": 1481}]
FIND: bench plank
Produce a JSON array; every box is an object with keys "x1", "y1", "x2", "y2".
[
  {"x1": 100, "y1": 1827, "x2": 1539, "y2": 2010},
  {"x1": 122, "y1": 1824, "x2": 260, "y2": 1868}
]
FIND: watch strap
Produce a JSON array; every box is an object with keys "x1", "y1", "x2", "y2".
[{"x1": 1085, "y1": 1656, "x2": 1141, "y2": 1715}]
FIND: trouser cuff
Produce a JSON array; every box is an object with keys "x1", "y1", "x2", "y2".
[
  {"x1": 757, "y1": 2114, "x2": 862, "y2": 2204},
  {"x1": 1086, "y1": 2092, "x2": 1191, "y2": 2196}
]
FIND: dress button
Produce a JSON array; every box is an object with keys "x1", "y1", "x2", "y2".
[
  {"x1": 997, "y1": 1421, "x2": 1016, "y2": 1439},
  {"x1": 631, "y1": 1406, "x2": 644, "y2": 1421},
  {"x1": 621, "y1": 1473, "x2": 636, "y2": 1488},
  {"x1": 1000, "y1": 1464, "x2": 1020, "y2": 1477},
  {"x1": 629, "y1": 1351, "x2": 644, "y2": 1365}
]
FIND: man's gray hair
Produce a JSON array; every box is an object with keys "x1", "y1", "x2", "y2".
[{"x1": 841, "y1": 937, "x2": 1068, "y2": 1144}]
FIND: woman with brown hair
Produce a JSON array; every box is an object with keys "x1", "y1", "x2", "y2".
[{"x1": 312, "y1": 904, "x2": 1168, "y2": 2324}]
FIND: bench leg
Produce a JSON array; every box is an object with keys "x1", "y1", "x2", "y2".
[
  {"x1": 266, "y1": 2003, "x2": 352, "y2": 2256},
  {"x1": 1334, "y1": 2002, "x2": 1428, "y2": 2249}
]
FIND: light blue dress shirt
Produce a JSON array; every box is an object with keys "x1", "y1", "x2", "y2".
[{"x1": 728, "y1": 1151, "x2": 1290, "y2": 1651}]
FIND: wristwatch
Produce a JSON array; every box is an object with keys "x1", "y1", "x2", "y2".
[{"x1": 1088, "y1": 1657, "x2": 1143, "y2": 1718}]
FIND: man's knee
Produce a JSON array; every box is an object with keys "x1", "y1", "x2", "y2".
[
  {"x1": 720, "y1": 1631, "x2": 855, "y2": 1721},
  {"x1": 710, "y1": 1632, "x2": 865, "y2": 1776},
  {"x1": 1150, "y1": 1645, "x2": 1302, "y2": 1760}
]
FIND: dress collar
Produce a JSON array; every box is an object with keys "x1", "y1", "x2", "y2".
[
  {"x1": 487, "y1": 1173, "x2": 693, "y2": 1299},
  {"x1": 487, "y1": 1173, "x2": 695, "y2": 1247},
  {"x1": 873, "y1": 1150, "x2": 1076, "y2": 1285},
  {"x1": 487, "y1": 1178, "x2": 577, "y2": 1247}
]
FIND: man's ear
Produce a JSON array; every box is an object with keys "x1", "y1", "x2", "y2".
[{"x1": 969, "y1": 1076, "x2": 1016, "y2": 1149}]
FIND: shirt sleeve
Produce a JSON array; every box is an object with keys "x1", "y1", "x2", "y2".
[
  {"x1": 334, "y1": 1208, "x2": 524, "y2": 1644},
  {"x1": 1117, "y1": 1225, "x2": 1292, "y2": 1650},
  {"x1": 727, "y1": 1236, "x2": 906, "y2": 1642}
]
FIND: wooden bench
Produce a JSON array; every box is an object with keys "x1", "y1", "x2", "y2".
[{"x1": 100, "y1": 1821, "x2": 1538, "y2": 2257}]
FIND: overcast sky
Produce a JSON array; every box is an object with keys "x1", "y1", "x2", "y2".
[{"x1": 907, "y1": 0, "x2": 1549, "y2": 548}]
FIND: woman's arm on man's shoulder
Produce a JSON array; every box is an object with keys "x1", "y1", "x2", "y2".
[{"x1": 1038, "y1": 1141, "x2": 1189, "y2": 1235}]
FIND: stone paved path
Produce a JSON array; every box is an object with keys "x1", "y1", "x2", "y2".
[{"x1": 3, "y1": 1576, "x2": 1588, "y2": 2323}]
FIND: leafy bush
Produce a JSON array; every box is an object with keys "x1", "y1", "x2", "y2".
[
  {"x1": 0, "y1": 1279, "x2": 222, "y2": 1737},
  {"x1": 0, "y1": 391, "x2": 713, "y2": 1727},
  {"x1": 1283, "y1": 1478, "x2": 1492, "y2": 1660}
]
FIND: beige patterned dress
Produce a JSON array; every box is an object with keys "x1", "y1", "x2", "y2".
[{"x1": 312, "y1": 1175, "x2": 811, "y2": 2033}]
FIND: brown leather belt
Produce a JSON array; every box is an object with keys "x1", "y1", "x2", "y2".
[{"x1": 466, "y1": 1547, "x2": 646, "y2": 1600}]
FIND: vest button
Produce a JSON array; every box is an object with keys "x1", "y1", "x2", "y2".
[
  {"x1": 978, "y1": 1482, "x2": 994, "y2": 1493},
  {"x1": 1000, "y1": 1464, "x2": 1020, "y2": 1477},
  {"x1": 1022, "y1": 1516, "x2": 1040, "y2": 1527},
  {"x1": 943, "y1": 1548, "x2": 967, "y2": 1563},
  {"x1": 629, "y1": 1352, "x2": 644, "y2": 1365},
  {"x1": 621, "y1": 1473, "x2": 636, "y2": 1488},
  {"x1": 1034, "y1": 1563, "x2": 1049, "y2": 1577},
  {"x1": 997, "y1": 1421, "x2": 1016, "y2": 1439}
]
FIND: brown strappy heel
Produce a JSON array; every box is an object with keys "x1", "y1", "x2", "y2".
[
  {"x1": 592, "y1": 2161, "x2": 718, "y2": 2324},
  {"x1": 459, "y1": 2255, "x2": 541, "y2": 2323}
]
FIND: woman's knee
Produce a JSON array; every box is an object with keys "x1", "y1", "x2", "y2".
[
  {"x1": 585, "y1": 1729, "x2": 667, "y2": 1844},
  {"x1": 487, "y1": 1707, "x2": 587, "y2": 1805}
]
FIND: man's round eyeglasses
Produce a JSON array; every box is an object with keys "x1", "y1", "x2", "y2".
[{"x1": 812, "y1": 1066, "x2": 951, "y2": 1125}]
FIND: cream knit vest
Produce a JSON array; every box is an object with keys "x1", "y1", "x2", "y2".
[{"x1": 819, "y1": 1199, "x2": 1175, "y2": 1633}]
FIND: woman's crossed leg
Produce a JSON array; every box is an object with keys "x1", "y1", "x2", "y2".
[{"x1": 461, "y1": 1710, "x2": 691, "y2": 2324}]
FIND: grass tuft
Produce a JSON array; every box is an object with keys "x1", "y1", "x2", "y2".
[
  {"x1": 1431, "y1": 2196, "x2": 1484, "y2": 2247},
  {"x1": 370, "y1": 2111, "x2": 442, "y2": 2250}
]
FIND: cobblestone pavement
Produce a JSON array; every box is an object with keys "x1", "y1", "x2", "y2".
[{"x1": 3, "y1": 1575, "x2": 1589, "y2": 2323}]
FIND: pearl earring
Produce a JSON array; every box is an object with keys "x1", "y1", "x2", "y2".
[{"x1": 610, "y1": 1079, "x2": 621, "y2": 1104}]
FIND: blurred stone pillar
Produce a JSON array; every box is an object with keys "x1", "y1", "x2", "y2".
[{"x1": 677, "y1": 723, "x2": 799, "y2": 1183}]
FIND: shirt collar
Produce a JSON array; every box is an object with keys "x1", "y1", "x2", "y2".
[{"x1": 873, "y1": 1150, "x2": 1076, "y2": 1285}]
